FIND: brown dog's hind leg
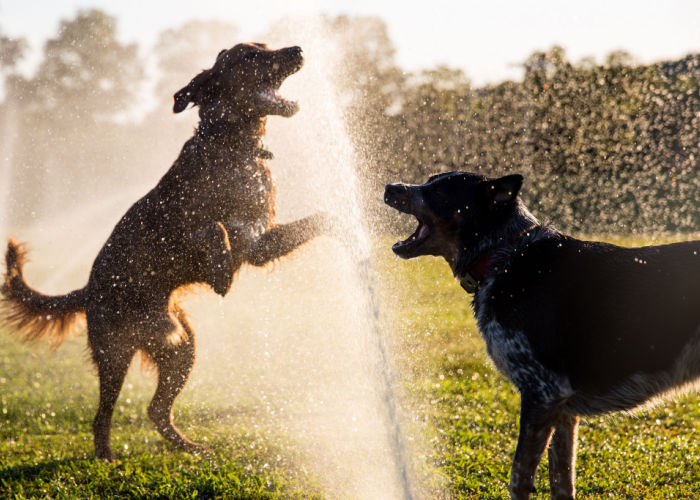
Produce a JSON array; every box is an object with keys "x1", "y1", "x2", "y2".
[
  {"x1": 548, "y1": 413, "x2": 578, "y2": 500},
  {"x1": 143, "y1": 307, "x2": 204, "y2": 453},
  {"x1": 92, "y1": 343, "x2": 136, "y2": 461}
]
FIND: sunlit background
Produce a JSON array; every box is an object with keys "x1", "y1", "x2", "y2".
[
  {"x1": 4, "y1": 0, "x2": 700, "y2": 85},
  {"x1": 1, "y1": 0, "x2": 698, "y2": 237},
  {"x1": 1, "y1": 1, "x2": 698, "y2": 498}
]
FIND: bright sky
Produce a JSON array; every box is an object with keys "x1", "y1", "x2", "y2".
[{"x1": 2, "y1": 0, "x2": 699, "y2": 85}]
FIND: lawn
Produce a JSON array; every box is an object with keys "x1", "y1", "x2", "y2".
[
  {"x1": 1, "y1": 236, "x2": 699, "y2": 498},
  {"x1": 0, "y1": 333, "x2": 322, "y2": 499},
  {"x1": 378, "y1": 239, "x2": 700, "y2": 499}
]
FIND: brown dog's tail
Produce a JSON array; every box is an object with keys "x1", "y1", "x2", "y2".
[{"x1": 1, "y1": 238, "x2": 87, "y2": 346}]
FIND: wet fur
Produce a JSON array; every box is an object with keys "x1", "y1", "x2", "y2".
[
  {"x1": 2, "y1": 239, "x2": 86, "y2": 345},
  {"x1": 1, "y1": 43, "x2": 328, "y2": 461},
  {"x1": 385, "y1": 172, "x2": 700, "y2": 499}
]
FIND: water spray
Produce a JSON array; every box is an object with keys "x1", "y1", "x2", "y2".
[
  {"x1": 260, "y1": 16, "x2": 420, "y2": 496},
  {"x1": 0, "y1": 100, "x2": 18, "y2": 243},
  {"x1": 357, "y1": 256, "x2": 415, "y2": 500}
]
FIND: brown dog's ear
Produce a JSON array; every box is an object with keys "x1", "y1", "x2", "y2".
[
  {"x1": 173, "y1": 85, "x2": 193, "y2": 113},
  {"x1": 481, "y1": 174, "x2": 523, "y2": 206},
  {"x1": 173, "y1": 68, "x2": 213, "y2": 113}
]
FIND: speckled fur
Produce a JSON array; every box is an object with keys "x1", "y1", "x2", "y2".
[{"x1": 384, "y1": 171, "x2": 700, "y2": 500}]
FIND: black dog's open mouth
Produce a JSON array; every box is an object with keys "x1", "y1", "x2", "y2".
[
  {"x1": 392, "y1": 217, "x2": 431, "y2": 255},
  {"x1": 385, "y1": 183, "x2": 432, "y2": 257}
]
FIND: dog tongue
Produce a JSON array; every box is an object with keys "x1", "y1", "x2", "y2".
[
  {"x1": 397, "y1": 221, "x2": 429, "y2": 247},
  {"x1": 257, "y1": 88, "x2": 289, "y2": 105},
  {"x1": 256, "y1": 88, "x2": 298, "y2": 116}
]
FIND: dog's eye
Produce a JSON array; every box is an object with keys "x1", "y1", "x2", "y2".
[{"x1": 427, "y1": 192, "x2": 449, "y2": 206}]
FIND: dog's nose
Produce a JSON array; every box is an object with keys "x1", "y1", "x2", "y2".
[
  {"x1": 279, "y1": 46, "x2": 304, "y2": 68},
  {"x1": 282, "y1": 46, "x2": 303, "y2": 58},
  {"x1": 384, "y1": 183, "x2": 409, "y2": 205}
]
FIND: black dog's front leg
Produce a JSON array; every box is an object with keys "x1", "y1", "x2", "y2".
[
  {"x1": 510, "y1": 397, "x2": 560, "y2": 500},
  {"x1": 246, "y1": 213, "x2": 330, "y2": 266},
  {"x1": 548, "y1": 413, "x2": 578, "y2": 500}
]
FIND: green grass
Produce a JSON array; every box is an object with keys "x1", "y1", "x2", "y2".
[
  {"x1": 377, "y1": 236, "x2": 700, "y2": 499},
  {"x1": 0, "y1": 339, "x2": 321, "y2": 499},
  {"x1": 2, "y1": 236, "x2": 699, "y2": 498}
]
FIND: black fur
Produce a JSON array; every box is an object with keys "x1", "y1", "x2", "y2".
[
  {"x1": 482, "y1": 233, "x2": 700, "y2": 399},
  {"x1": 385, "y1": 171, "x2": 700, "y2": 499}
]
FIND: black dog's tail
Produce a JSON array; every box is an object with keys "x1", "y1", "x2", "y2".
[{"x1": 1, "y1": 238, "x2": 87, "y2": 346}]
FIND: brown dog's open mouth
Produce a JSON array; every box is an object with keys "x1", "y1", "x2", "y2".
[
  {"x1": 255, "y1": 87, "x2": 299, "y2": 117},
  {"x1": 392, "y1": 217, "x2": 431, "y2": 255},
  {"x1": 254, "y1": 52, "x2": 304, "y2": 117}
]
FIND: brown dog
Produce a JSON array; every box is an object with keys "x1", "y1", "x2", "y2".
[{"x1": 2, "y1": 43, "x2": 329, "y2": 460}]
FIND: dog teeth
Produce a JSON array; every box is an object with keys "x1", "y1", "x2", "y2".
[{"x1": 256, "y1": 88, "x2": 298, "y2": 114}]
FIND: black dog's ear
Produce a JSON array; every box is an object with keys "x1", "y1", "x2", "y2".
[
  {"x1": 481, "y1": 174, "x2": 523, "y2": 206},
  {"x1": 173, "y1": 68, "x2": 213, "y2": 113}
]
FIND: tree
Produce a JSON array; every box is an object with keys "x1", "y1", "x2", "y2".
[
  {"x1": 389, "y1": 66, "x2": 472, "y2": 180},
  {"x1": 0, "y1": 28, "x2": 26, "y2": 101},
  {"x1": 0, "y1": 30, "x2": 26, "y2": 72},
  {"x1": 20, "y1": 9, "x2": 143, "y2": 122},
  {"x1": 321, "y1": 15, "x2": 405, "y2": 183},
  {"x1": 131, "y1": 20, "x2": 240, "y2": 176},
  {"x1": 152, "y1": 20, "x2": 239, "y2": 111},
  {"x1": 6, "y1": 9, "x2": 146, "y2": 223}
]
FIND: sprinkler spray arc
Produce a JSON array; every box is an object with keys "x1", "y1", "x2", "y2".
[{"x1": 357, "y1": 256, "x2": 415, "y2": 500}]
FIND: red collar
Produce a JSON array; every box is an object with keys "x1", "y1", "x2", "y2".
[
  {"x1": 459, "y1": 225, "x2": 537, "y2": 294},
  {"x1": 459, "y1": 252, "x2": 495, "y2": 293}
]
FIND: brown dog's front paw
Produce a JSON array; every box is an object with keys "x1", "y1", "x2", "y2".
[
  {"x1": 311, "y1": 211, "x2": 341, "y2": 235},
  {"x1": 199, "y1": 222, "x2": 234, "y2": 296},
  {"x1": 208, "y1": 257, "x2": 234, "y2": 297}
]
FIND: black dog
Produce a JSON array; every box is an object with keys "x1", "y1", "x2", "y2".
[
  {"x1": 385, "y1": 172, "x2": 700, "y2": 499},
  {"x1": 2, "y1": 43, "x2": 329, "y2": 460}
]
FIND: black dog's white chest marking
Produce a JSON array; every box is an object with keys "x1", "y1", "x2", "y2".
[
  {"x1": 384, "y1": 171, "x2": 700, "y2": 498},
  {"x1": 476, "y1": 277, "x2": 573, "y2": 404}
]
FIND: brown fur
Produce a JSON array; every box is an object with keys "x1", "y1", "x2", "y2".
[
  {"x1": 2, "y1": 238, "x2": 86, "y2": 346},
  {"x1": 1, "y1": 43, "x2": 328, "y2": 460}
]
